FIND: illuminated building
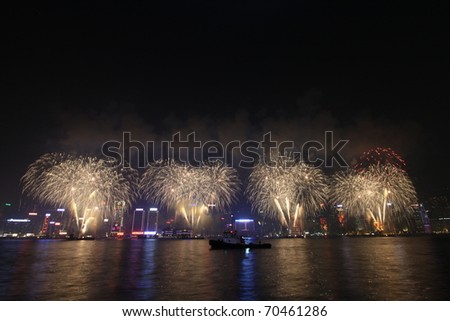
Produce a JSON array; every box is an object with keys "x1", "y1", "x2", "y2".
[
  {"x1": 131, "y1": 207, "x2": 159, "y2": 238},
  {"x1": 3, "y1": 218, "x2": 32, "y2": 237},
  {"x1": 234, "y1": 219, "x2": 255, "y2": 235},
  {"x1": 425, "y1": 195, "x2": 450, "y2": 233},
  {"x1": 411, "y1": 203, "x2": 431, "y2": 234}
]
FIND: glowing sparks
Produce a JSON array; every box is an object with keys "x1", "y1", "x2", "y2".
[
  {"x1": 21, "y1": 153, "x2": 138, "y2": 236},
  {"x1": 140, "y1": 160, "x2": 239, "y2": 231},
  {"x1": 331, "y1": 163, "x2": 417, "y2": 232},
  {"x1": 20, "y1": 147, "x2": 420, "y2": 236},
  {"x1": 246, "y1": 155, "x2": 328, "y2": 235},
  {"x1": 354, "y1": 147, "x2": 407, "y2": 171}
]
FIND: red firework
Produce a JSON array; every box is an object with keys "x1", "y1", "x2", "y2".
[{"x1": 354, "y1": 147, "x2": 407, "y2": 171}]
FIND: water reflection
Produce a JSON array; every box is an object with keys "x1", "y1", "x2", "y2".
[
  {"x1": 239, "y1": 248, "x2": 257, "y2": 300},
  {"x1": 1, "y1": 236, "x2": 450, "y2": 300},
  {"x1": 112, "y1": 239, "x2": 157, "y2": 300},
  {"x1": 255, "y1": 239, "x2": 314, "y2": 300},
  {"x1": 149, "y1": 239, "x2": 217, "y2": 300},
  {"x1": 3, "y1": 240, "x2": 38, "y2": 299}
]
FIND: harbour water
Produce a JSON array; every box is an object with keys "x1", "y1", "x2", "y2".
[{"x1": 1, "y1": 236, "x2": 449, "y2": 300}]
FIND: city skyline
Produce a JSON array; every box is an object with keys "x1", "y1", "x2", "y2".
[
  {"x1": 1, "y1": 149, "x2": 433, "y2": 239},
  {"x1": 1, "y1": 1, "x2": 450, "y2": 307}
]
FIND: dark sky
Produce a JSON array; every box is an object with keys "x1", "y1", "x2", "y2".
[{"x1": 1, "y1": 1, "x2": 449, "y2": 213}]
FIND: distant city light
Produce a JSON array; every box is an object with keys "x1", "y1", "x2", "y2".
[
  {"x1": 28, "y1": 212, "x2": 38, "y2": 216},
  {"x1": 149, "y1": 207, "x2": 158, "y2": 212},
  {"x1": 234, "y1": 218, "x2": 255, "y2": 232},
  {"x1": 45, "y1": 213, "x2": 51, "y2": 217},
  {"x1": 54, "y1": 222, "x2": 61, "y2": 226},
  {"x1": 7, "y1": 219, "x2": 30, "y2": 223},
  {"x1": 4, "y1": 203, "x2": 12, "y2": 207},
  {"x1": 135, "y1": 208, "x2": 144, "y2": 211},
  {"x1": 144, "y1": 231, "x2": 157, "y2": 235},
  {"x1": 57, "y1": 208, "x2": 65, "y2": 212}
]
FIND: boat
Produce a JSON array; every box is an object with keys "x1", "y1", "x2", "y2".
[{"x1": 209, "y1": 230, "x2": 271, "y2": 250}]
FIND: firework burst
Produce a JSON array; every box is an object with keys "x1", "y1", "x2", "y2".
[
  {"x1": 354, "y1": 147, "x2": 407, "y2": 171},
  {"x1": 140, "y1": 160, "x2": 239, "y2": 231},
  {"x1": 246, "y1": 155, "x2": 328, "y2": 235},
  {"x1": 331, "y1": 163, "x2": 417, "y2": 232},
  {"x1": 21, "y1": 153, "x2": 138, "y2": 236}
]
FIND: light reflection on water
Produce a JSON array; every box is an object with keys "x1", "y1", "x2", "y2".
[
  {"x1": 239, "y1": 248, "x2": 256, "y2": 300},
  {"x1": 0, "y1": 236, "x2": 450, "y2": 300}
]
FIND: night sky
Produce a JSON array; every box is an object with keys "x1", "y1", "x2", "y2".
[{"x1": 2, "y1": 1, "x2": 449, "y2": 214}]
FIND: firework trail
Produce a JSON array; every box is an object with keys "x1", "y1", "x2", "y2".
[
  {"x1": 140, "y1": 160, "x2": 239, "y2": 231},
  {"x1": 246, "y1": 155, "x2": 328, "y2": 235},
  {"x1": 364, "y1": 164, "x2": 417, "y2": 231},
  {"x1": 21, "y1": 153, "x2": 138, "y2": 236},
  {"x1": 331, "y1": 169, "x2": 382, "y2": 220},
  {"x1": 331, "y1": 163, "x2": 417, "y2": 232}
]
